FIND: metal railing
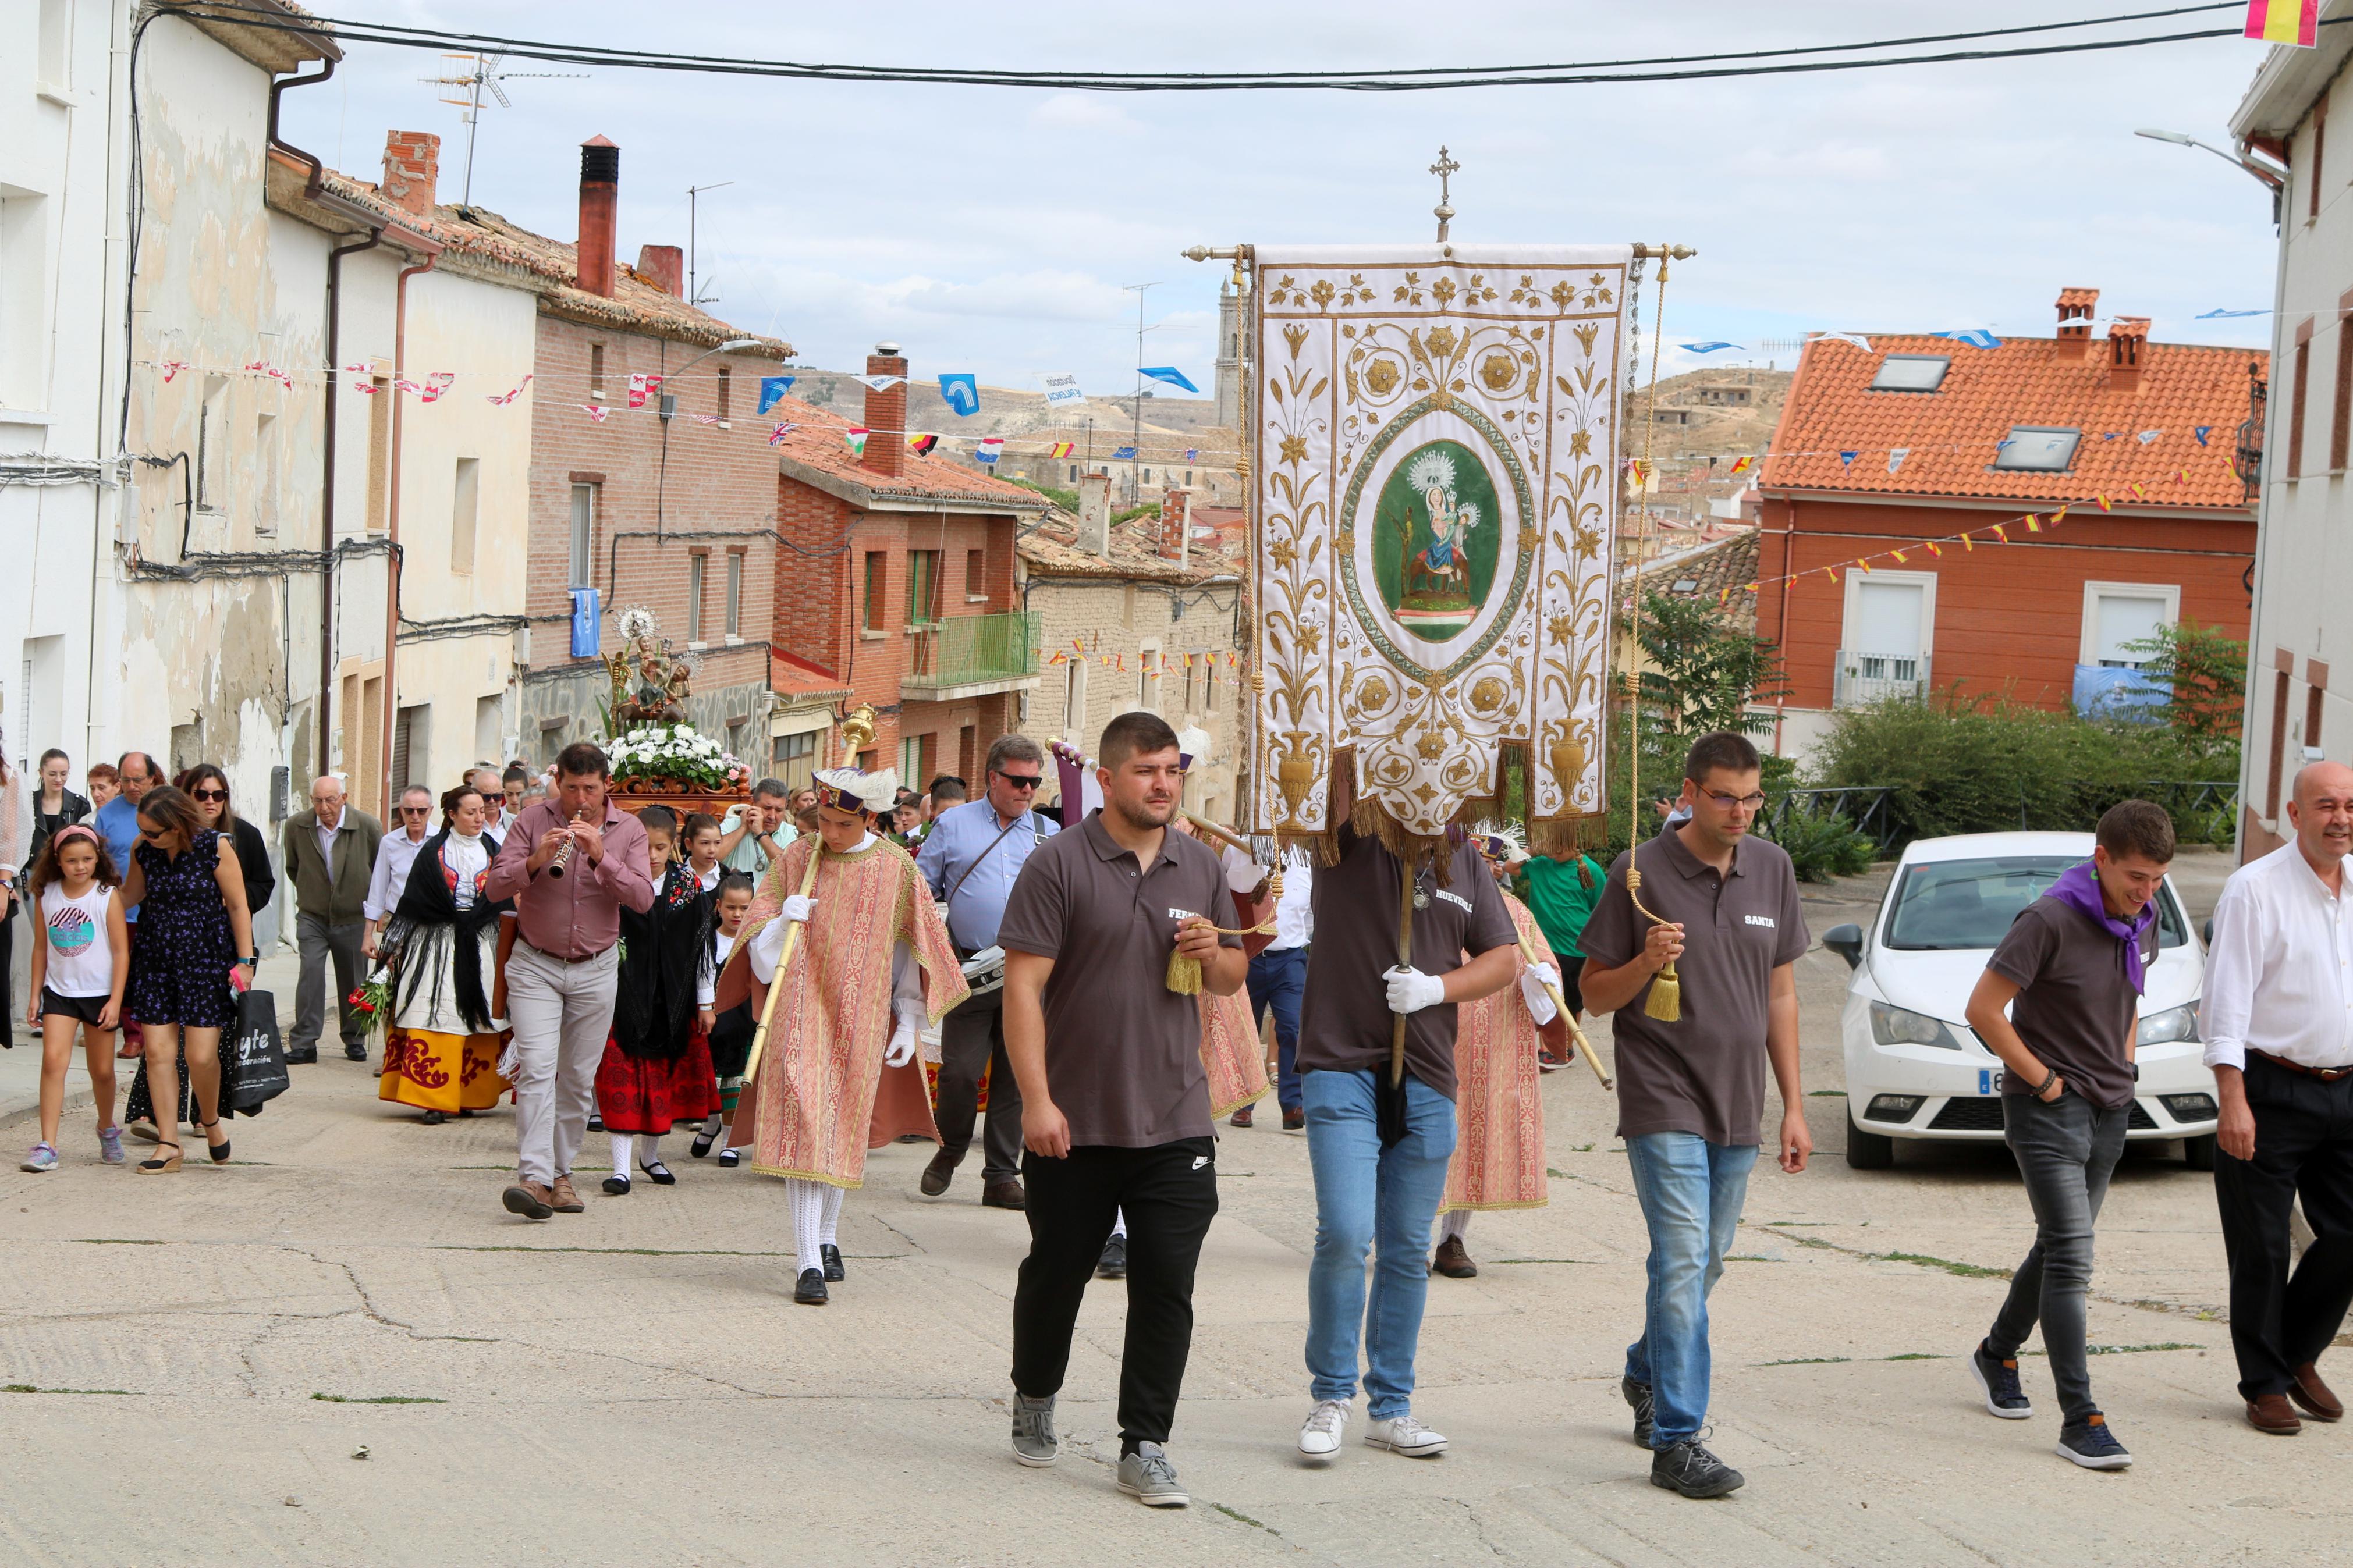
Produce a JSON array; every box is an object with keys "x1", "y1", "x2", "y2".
[
  {"x1": 1760, "y1": 786, "x2": 1904, "y2": 851},
  {"x1": 1833, "y1": 648, "x2": 1931, "y2": 707},
  {"x1": 906, "y1": 610, "x2": 1040, "y2": 687}
]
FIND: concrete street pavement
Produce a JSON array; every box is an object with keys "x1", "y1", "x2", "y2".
[{"x1": 5, "y1": 848, "x2": 2341, "y2": 1567}]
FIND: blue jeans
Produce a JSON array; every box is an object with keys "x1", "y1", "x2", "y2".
[
  {"x1": 1247, "y1": 947, "x2": 1308, "y2": 1112},
  {"x1": 1303, "y1": 1068, "x2": 1457, "y2": 1418},
  {"x1": 1623, "y1": 1132, "x2": 1756, "y2": 1447}
]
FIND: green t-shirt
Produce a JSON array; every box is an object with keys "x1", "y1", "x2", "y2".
[{"x1": 1517, "y1": 854, "x2": 1606, "y2": 959}]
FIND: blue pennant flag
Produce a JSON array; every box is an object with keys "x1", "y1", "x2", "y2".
[
  {"x1": 1932, "y1": 329, "x2": 2002, "y2": 350},
  {"x1": 1138, "y1": 367, "x2": 1199, "y2": 394},
  {"x1": 1839, "y1": 450, "x2": 1859, "y2": 468},
  {"x1": 569, "y1": 587, "x2": 601, "y2": 658},
  {"x1": 2195, "y1": 308, "x2": 2270, "y2": 319},
  {"x1": 2194, "y1": 426, "x2": 2212, "y2": 446},
  {"x1": 938, "y1": 373, "x2": 980, "y2": 417},
  {"x1": 1112, "y1": 446, "x2": 1139, "y2": 460},
  {"x1": 758, "y1": 375, "x2": 794, "y2": 414},
  {"x1": 1680, "y1": 342, "x2": 1744, "y2": 354},
  {"x1": 1184, "y1": 447, "x2": 1198, "y2": 461}
]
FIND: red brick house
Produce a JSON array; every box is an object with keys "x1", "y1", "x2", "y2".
[
  {"x1": 1754, "y1": 290, "x2": 2263, "y2": 759},
  {"x1": 506, "y1": 136, "x2": 794, "y2": 763},
  {"x1": 768, "y1": 347, "x2": 1050, "y2": 785}
]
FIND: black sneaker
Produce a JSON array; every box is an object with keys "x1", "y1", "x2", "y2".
[
  {"x1": 1096, "y1": 1236, "x2": 1128, "y2": 1280},
  {"x1": 1651, "y1": 1435, "x2": 1744, "y2": 1498},
  {"x1": 1969, "y1": 1339, "x2": 2032, "y2": 1419},
  {"x1": 821, "y1": 1243, "x2": 846, "y2": 1282},
  {"x1": 794, "y1": 1268, "x2": 829, "y2": 1306},
  {"x1": 2057, "y1": 1412, "x2": 2132, "y2": 1470},
  {"x1": 284, "y1": 1047, "x2": 318, "y2": 1065},
  {"x1": 344, "y1": 1041, "x2": 370, "y2": 1062},
  {"x1": 1623, "y1": 1377, "x2": 1655, "y2": 1448}
]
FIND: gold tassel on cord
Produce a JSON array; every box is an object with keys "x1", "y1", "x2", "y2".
[
  {"x1": 1163, "y1": 884, "x2": 1284, "y2": 995},
  {"x1": 1624, "y1": 866, "x2": 1683, "y2": 1022}
]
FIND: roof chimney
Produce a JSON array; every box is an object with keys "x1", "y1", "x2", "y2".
[
  {"x1": 2055, "y1": 286, "x2": 2099, "y2": 362},
  {"x1": 636, "y1": 244, "x2": 683, "y2": 297},
  {"x1": 1077, "y1": 472, "x2": 1112, "y2": 555},
  {"x1": 2108, "y1": 317, "x2": 2149, "y2": 393},
  {"x1": 861, "y1": 343, "x2": 907, "y2": 479},
  {"x1": 1159, "y1": 486, "x2": 1191, "y2": 565},
  {"x1": 381, "y1": 130, "x2": 440, "y2": 218},
  {"x1": 576, "y1": 136, "x2": 619, "y2": 299}
]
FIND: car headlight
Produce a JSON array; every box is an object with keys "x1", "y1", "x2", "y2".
[
  {"x1": 1869, "y1": 1001, "x2": 1967, "y2": 1050},
  {"x1": 2136, "y1": 1003, "x2": 2200, "y2": 1046}
]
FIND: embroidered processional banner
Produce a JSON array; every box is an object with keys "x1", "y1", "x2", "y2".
[{"x1": 1243, "y1": 246, "x2": 1632, "y2": 856}]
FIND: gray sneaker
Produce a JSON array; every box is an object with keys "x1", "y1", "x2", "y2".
[
  {"x1": 1010, "y1": 1392, "x2": 1059, "y2": 1467},
  {"x1": 1651, "y1": 1434, "x2": 1745, "y2": 1498},
  {"x1": 1623, "y1": 1377, "x2": 1655, "y2": 1448},
  {"x1": 1117, "y1": 1441, "x2": 1189, "y2": 1507}
]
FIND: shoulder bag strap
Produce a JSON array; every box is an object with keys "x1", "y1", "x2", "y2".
[{"x1": 943, "y1": 815, "x2": 1026, "y2": 908}]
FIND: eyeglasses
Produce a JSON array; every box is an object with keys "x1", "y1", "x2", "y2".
[
  {"x1": 1698, "y1": 790, "x2": 1768, "y2": 811},
  {"x1": 191, "y1": 788, "x2": 228, "y2": 802},
  {"x1": 996, "y1": 772, "x2": 1043, "y2": 790}
]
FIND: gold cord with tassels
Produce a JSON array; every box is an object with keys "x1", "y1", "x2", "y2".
[
  {"x1": 1620, "y1": 248, "x2": 1682, "y2": 1023},
  {"x1": 1166, "y1": 869, "x2": 1285, "y2": 994}
]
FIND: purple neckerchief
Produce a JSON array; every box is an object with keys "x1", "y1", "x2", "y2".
[{"x1": 2045, "y1": 861, "x2": 2156, "y2": 994}]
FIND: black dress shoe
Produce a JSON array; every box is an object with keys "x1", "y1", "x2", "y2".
[
  {"x1": 602, "y1": 1175, "x2": 631, "y2": 1196},
  {"x1": 420, "y1": 1110, "x2": 446, "y2": 1126},
  {"x1": 821, "y1": 1243, "x2": 846, "y2": 1282},
  {"x1": 794, "y1": 1268, "x2": 829, "y2": 1305},
  {"x1": 344, "y1": 1042, "x2": 370, "y2": 1062},
  {"x1": 920, "y1": 1150, "x2": 958, "y2": 1197},
  {"x1": 1096, "y1": 1236, "x2": 1127, "y2": 1280},
  {"x1": 285, "y1": 1047, "x2": 318, "y2": 1065},
  {"x1": 587, "y1": 1114, "x2": 604, "y2": 1132},
  {"x1": 640, "y1": 1161, "x2": 676, "y2": 1186}
]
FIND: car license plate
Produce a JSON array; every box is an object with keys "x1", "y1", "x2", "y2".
[{"x1": 1978, "y1": 1068, "x2": 2005, "y2": 1095}]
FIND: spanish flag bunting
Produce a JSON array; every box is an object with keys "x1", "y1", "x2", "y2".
[
  {"x1": 1857, "y1": 558, "x2": 1873, "y2": 574},
  {"x1": 2095, "y1": 495, "x2": 2113, "y2": 511},
  {"x1": 1729, "y1": 455, "x2": 1755, "y2": 475},
  {"x1": 2128, "y1": 481, "x2": 2148, "y2": 499},
  {"x1": 2175, "y1": 467, "x2": 2189, "y2": 484},
  {"x1": 2244, "y1": 0, "x2": 2320, "y2": 48},
  {"x1": 2025, "y1": 514, "x2": 2042, "y2": 533},
  {"x1": 1926, "y1": 541, "x2": 1943, "y2": 557},
  {"x1": 1891, "y1": 549, "x2": 1908, "y2": 563},
  {"x1": 1826, "y1": 566, "x2": 1840, "y2": 584},
  {"x1": 1048, "y1": 442, "x2": 1075, "y2": 459},
  {"x1": 1992, "y1": 524, "x2": 2008, "y2": 543},
  {"x1": 1717, "y1": 588, "x2": 1730, "y2": 606},
  {"x1": 2051, "y1": 505, "x2": 2068, "y2": 524},
  {"x1": 1960, "y1": 532, "x2": 1975, "y2": 552},
  {"x1": 844, "y1": 426, "x2": 870, "y2": 457},
  {"x1": 1071, "y1": 638, "x2": 1085, "y2": 653}
]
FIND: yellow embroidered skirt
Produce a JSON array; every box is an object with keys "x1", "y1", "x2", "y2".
[{"x1": 379, "y1": 1027, "x2": 510, "y2": 1113}]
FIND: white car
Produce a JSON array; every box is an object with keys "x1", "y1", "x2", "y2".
[{"x1": 1824, "y1": 831, "x2": 2218, "y2": 1171}]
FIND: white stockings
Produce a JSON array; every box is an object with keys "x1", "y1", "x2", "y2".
[{"x1": 787, "y1": 1178, "x2": 845, "y2": 1275}]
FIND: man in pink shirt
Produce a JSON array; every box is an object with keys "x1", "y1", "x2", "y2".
[{"x1": 485, "y1": 742, "x2": 654, "y2": 1219}]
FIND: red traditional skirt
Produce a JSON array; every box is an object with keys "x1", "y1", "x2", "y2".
[{"x1": 595, "y1": 1023, "x2": 720, "y2": 1134}]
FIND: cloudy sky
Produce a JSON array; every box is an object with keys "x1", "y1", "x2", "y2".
[{"x1": 280, "y1": 1, "x2": 2285, "y2": 401}]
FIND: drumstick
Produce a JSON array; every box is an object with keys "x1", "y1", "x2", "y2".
[{"x1": 1516, "y1": 929, "x2": 1613, "y2": 1090}]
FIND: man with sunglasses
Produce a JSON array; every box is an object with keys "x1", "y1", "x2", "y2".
[
  {"x1": 363, "y1": 786, "x2": 438, "y2": 962},
  {"x1": 916, "y1": 734, "x2": 1058, "y2": 1208},
  {"x1": 282, "y1": 775, "x2": 385, "y2": 1065},
  {"x1": 1577, "y1": 730, "x2": 1810, "y2": 1499}
]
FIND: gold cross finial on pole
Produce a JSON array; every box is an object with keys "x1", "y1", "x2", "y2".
[{"x1": 1431, "y1": 146, "x2": 1460, "y2": 242}]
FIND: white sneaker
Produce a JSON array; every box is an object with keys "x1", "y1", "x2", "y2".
[
  {"x1": 1364, "y1": 1412, "x2": 1447, "y2": 1457},
  {"x1": 1297, "y1": 1398, "x2": 1351, "y2": 1459}
]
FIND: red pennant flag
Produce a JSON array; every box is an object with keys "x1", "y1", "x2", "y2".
[{"x1": 580, "y1": 404, "x2": 609, "y2": 422}]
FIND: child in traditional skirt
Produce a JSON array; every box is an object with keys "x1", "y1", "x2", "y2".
[
  {"x1": 595, "y1": 806, "x2": 719, "y2": 1194},
  {"x1": 692, "y1": 873, "x2": 758, "y2": 1167}
]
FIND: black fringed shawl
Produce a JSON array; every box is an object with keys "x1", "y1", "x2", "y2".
[
  {"x1": 611, "y1": 863, "x2": 715, "y2": 1061},
  {"x1": 383, "y1": 829, "x2": 511, "y2": 1034}
]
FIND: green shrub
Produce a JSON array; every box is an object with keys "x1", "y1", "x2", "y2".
[{"x1": 1769, "y1": 810, "x2": 1878, "y2": 883}]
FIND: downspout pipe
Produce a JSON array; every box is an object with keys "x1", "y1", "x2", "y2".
[
  {"x1": 266, "y1": 56, "x2": 335, "y2": 198},
  {"x1": 321, "y1": 229, "x2": 382, "y2": 778},
  {"x1": 380, "y1": 249, "x2": 442, "y2": 820}
]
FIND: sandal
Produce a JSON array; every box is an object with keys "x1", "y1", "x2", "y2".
[
  {"x1": 137, "y1": 1142, "x2": 183, "y2": 1175},
  {"x1": 200, "y1": 1118, "x2": 232, "y2": 1165}
]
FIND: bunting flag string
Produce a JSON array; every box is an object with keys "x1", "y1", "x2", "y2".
[
  {"x1": 844, "y1": 427, "x2": 870, "y2": 458},
  {"x1": 484, "y1": 374, "x2": 533, "y2": 406}
]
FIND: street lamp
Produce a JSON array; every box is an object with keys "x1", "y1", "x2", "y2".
[
  {"x1": 659, "y1": 336, "x2": 763, "y2": 421},
  {"x1": 2134, "y1": 129, "x2": 2287, "y2": 217}
]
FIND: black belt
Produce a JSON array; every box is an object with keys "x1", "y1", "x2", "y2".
[{"x1": 2252, "y1": 1050, "x2": 2353, "y2": 1083}]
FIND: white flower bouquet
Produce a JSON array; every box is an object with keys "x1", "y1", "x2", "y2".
[{"x1": 605, "y1": 722, "x2": 752, "y2": 793}]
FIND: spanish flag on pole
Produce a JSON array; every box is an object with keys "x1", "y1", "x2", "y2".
[{"x1": 2244, "y1": 0, "x2": 2319, "y2": 47}]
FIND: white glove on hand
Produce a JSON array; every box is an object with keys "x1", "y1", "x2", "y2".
[
  {"x1": 1385, "y1": 966, "x2": 1447, "y2": 1015},
  {"x1": 1519, "y1": 962, "x2": 1561, "y2": 1026},
  {"x1": 780, "y1": 894, "x2": 815, "y2": 924},
  {"x1": 885, "y1": 1019, "x2": 918, "y2": 1068}
]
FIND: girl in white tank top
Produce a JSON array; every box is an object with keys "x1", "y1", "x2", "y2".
[{"x1": 23, "y1": 824, "x2": 130, "y2": 1171}]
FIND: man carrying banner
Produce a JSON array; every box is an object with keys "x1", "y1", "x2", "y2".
[
  {"x1": 1291, "y1": 761, "x2": 1520, "y2": 1464},
  {"x1": 722, "y1": 766, "x2": 967, "y2": 1306}
]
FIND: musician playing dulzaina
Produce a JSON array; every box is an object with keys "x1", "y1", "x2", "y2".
[{"x1": 716, "y1": 767, "x2": 968, "y2": 1306}]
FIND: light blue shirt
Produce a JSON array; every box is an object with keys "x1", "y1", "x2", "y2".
[
  {"x1": 94, "y1": 794, "x2": 142, "y2": 921},
  {"x1": 915, "y1": 797, "x2": 1058, "y2": 950}
]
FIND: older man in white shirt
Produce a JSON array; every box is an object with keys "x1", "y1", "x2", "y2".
[
  {"x1": 2203, "y1": 759, "x2": 2353, "y2": 1437},
  {"x1": 363, "y1": 785, "x2": 437, "y2": 960}
]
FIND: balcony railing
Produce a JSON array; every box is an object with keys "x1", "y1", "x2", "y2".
[
  {"x1": 1833, "y1": 648, "x2": 1930, "y2": 707},
  {"x1": 904, "y1": 610, "x2": 1041, "y2": 696}
]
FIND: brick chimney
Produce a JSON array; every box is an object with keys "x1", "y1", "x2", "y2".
[
  {"x1": 2108, "y1": 317, "x2": 2149, "y2": 393},
  {"x1": 1077, "y1": 472, "x2": 1112, "y2": 554},
  {"x1": 576, "y1": 136, "x2": 619, "y2": 299},
  {"x1": 636, "y1": 244, "x2": 683, "y2": 297},
  {"x1": 861, "y1": 343, "x2": 907, "y2": 479},
  {"x1": 2055, "y1": 286, "x2": 2099, "y2": 362},
  {"x1": 381, "y1": 130, "x2": 440, "y2": 217},
  {"x1": 1159, "y1": 486, "x2": 1191, "y2": 565}
]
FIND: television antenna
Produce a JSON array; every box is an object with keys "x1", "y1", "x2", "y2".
[{"x1": 424, "y1": 53, "x2": 590, "y2": 207}]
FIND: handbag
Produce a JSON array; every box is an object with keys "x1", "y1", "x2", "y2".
[{"x1": 225, "y1": 987, "x2": 290, "y2": 1112}]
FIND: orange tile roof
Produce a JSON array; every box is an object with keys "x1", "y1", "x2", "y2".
[
  {"x1": 769, "y1": 652, "x2": 852, "y2": 704},
  {"x1": 1757, "y1": 331, "x2": 2264, "y2": 512},
  {"x1": 766, "y1": 395, "x2": 1053, "y2": 511}
]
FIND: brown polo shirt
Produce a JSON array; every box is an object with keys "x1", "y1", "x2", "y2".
[
  {"x1": 1296, "y1": 823, "x2": 1519, "y2": 1101},
  {"x1": 995, "y1": 809, "x2": 1241, "y2": 1149},
  {"x1": 1988, "y1": 895, "x2": 2155, "y2": 1112},
  {"x1": 1578, "y1": 826, "x2": 1809, "y2": 1144}
]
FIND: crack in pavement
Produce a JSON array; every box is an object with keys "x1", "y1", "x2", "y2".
[{"x1": 1754, "y1": 1224, "x2": 2236, "y2": 1325}]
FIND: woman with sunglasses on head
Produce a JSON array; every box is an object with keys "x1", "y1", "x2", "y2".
[
  {"x1": 119, "y1": 785, "x2": 255, "y2": 1172},
  {"x1": 125, "y1": 767, "x2": 275, "y2": 1142}
]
